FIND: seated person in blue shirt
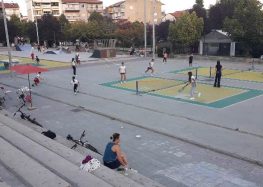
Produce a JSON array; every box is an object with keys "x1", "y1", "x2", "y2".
[{"x1": 103, "y1": 133, "x2": 128, "y2": 169}]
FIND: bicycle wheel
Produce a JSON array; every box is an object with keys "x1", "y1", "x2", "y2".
[{"x1": 84, "y1": 143, "x2": 101, "y2": 155}]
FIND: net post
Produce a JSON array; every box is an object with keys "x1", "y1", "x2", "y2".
[
  {"x1": 195, "y1": 68, "x2": 198, "y2": 79},
  {"x1": 209, "y1": 66, "x2": 212, "y2": 78},
  {"x1": 136, "y1": 81, "x2": 139, "y2": 95}
]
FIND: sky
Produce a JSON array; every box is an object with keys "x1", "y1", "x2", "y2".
[{"x1": 4, "y1": 0, "x2": 263, "y2": 16}]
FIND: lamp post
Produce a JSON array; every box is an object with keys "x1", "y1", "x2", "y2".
[
  {"x1": 32, "y1": 0, "x2": 40, "y2": 45},
  {"x1": 1, "y1": 0, "x2": 12, "y2": 66},
  {"x1": 144, "y1": 0, "x2": 147, "y2": 57},
  {"x1": 152, "y1": 0, "x2": 156, "y2": 60}
]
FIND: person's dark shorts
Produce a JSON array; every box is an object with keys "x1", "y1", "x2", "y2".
[
  {"x1": 104, "y1": 160, "x2": 121, "y2": 169},
  {"x1": 120, "y1": 73, "x2": 125, "y2": 75}
]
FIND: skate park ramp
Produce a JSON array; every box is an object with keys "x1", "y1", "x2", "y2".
[
  {"x1": 16, "y1": 44, "x2": 32, "y2": 51},
  {"x1": 44, "y1": 49, "x2": 68, "y2": 55}
]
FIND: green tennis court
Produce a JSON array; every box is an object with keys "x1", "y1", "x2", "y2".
[
  {"x1": 102, "y1": 76, "x2": 263, "y2": 108},
  {"x1": 173, "y1": 67, "x2": 263, "y2": 83}
]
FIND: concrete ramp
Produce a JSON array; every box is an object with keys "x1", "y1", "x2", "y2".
[
  {"x1": 44, "y1": 49, "x2": 68, "y2": 55},
  {"x1": 15, "y1": 44, "x2": 32, "y2": 51}
]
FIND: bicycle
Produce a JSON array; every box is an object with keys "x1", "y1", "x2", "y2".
[
  {"x1": 67, "y1": 130, "x2": 102, "y2": 155},
  {"x1": 0, "y1": 86, "x2": 12, "y2": 109},
  {"x1": 16, "y1": 86, "x2": 32, "y2": 105},
  {"x1": 13, "y1": 103, "x2": 43, "y2": 127}
]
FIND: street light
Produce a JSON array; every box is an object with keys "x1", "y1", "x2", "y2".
[
  {"x1": 152, "y1": 0, "x2": 157, "y2": 60},
  {"x1": 32, "y1": 0, "x2": 40, "y2": 45},
  {"x1": 144, "y1": 0, "x2": 147, "y2": 57},
  {"x1": 1, "y1": 0, "x2": 12, "y2": 66}
]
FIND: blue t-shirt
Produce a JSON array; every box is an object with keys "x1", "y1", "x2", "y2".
[{"x1": 103, "y1": 142, "x2": 117, "y2": 162}]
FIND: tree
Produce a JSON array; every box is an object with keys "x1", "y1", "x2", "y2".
[
  {"x1": 223, "y1": 0, "x2": 263, "y2": 57},
  {"x1": 196, "y1": 0, "x2": 204, "y2": 7},
  {"x1": 190, "y1": 0, "x2": 207, "y2": 33},
  {"x1": 38, "y1": 14, "x2": 60, "y2": 46},
  {"x1": 156, "y1": 20, "x2": 171, "y2": 42},
  {"x1": 207, "y1": 0, "x2": 238, "y2": 30},
  {"x1": 114, "y1": 21, "x2": 144, "y2": 47},
  {"x1": 169, "y1": 12, "x2": 204, "y2": 50},
  {"x1": 59, "y1": 14, "x2": 69, "y2": 41},
  {"x1": 88, "y1": 12, "x2": 104, "y2": 23}
]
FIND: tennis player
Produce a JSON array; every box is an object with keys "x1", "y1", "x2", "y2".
[
  {"x1": 119, "y1": 62, "x2": 126, "y2": 84},
  {"x1": 214, "y1": 60, "x2": 222, "y2": 87},
  {"x1": 190, "y1": 75, "x2": 197, "y2": 100},
  {"x1": 145, "y1": 59, "x2": 154, "y2": 76},
  {"x1": 189, "y1": 75, "x2": 201, "y2": 100}
]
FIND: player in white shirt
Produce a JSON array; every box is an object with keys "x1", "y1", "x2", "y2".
[
  {"x1": 119, "y1": 62, "x2": 126, "y2": 84},
  {"x1": 145, "y1": 59, "x2": 154, "y2": 76},
  {"x1": 71, "y1": 58, "x2": 76, "y2": 75},
  {"x1": 71, "y1": 76, "x2": 79, "y2": 95},
  {"x1": 189, "y1": 75, "x2": 201, "y2": 100}
]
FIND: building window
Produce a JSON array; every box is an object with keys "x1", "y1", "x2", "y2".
[{"x1": 51, "y1": 2, "x2": 59, "y2": 6}]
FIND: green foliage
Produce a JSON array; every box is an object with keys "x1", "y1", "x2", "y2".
[
  {"x1": 169, "y1": 12, "x2": 204, "y2": 46},
  {"x1": 223, "y1": 0, "x2": 263, "y2": 57},
  {"x1": 196, "y1": 0, "x2": 204, "y2": 7},
  {"x1": 208, "y1": 0, "x2": 238, "y2": 30},
  {"x1": 114, "y1": 21, "x2": 144, "y2": 47}
]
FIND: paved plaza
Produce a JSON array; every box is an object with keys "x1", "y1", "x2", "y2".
[{"x1": 0, "y1": 50, "x2": 263, "y2": 186}]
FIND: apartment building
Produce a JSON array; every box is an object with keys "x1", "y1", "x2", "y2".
[
  {"x1": 162, "y1": 10, "x2": 186, "y2": 22},
  {"x1": 0, "y1": 2, "x2": 21, "y2": 20},
  {"x1": 62, "y1": 0, "x2": 103, "y2": 22},
  {"x1": 105, "y1": 0, "x2": 163, "y2": 24},
  {"x1": 26, "y1": 0, "x2": 62, "y2": 21}
]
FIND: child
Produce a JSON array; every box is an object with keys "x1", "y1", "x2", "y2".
[
  {"x1": 35, "y1": 56, "x2": 40, "y2": 65},
  {"x1": 119, "y1": 62, "x2": 126, "y2": 84},
  {"x1": 189, "y1": 75, "x2": 201, "y2": 100},
  {"x1": 145, "y1": 59, "x2": 154, "y2": 76},
  {"x1": 71, "y1": 58, "x2": 76, "y2": 75},
  {"x1": 71, "y1": 76, "x2": 79, "y2": 95},
  {"x1": 163, "y1": 52, "x2": 168, "y2": 63},
  {"x1": 190, "y1": 75, "x2": 196, "y2": 100},
  {"x1": 31, "y1": 52, "x2": 35, "y2": 61},
  {"x1": 189, "y1": 54, "x2": 193, "y2": 67},
  {"x1": 75, "y1": 53, "x2": 80, "y2": 65},
  {"x1": 32, "y1": 72, "x2": 42, "y2": 87}
]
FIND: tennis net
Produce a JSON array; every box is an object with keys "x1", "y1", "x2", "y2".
[{"x1": 135, "y1": 77, "x2": 187, "y2": 95}]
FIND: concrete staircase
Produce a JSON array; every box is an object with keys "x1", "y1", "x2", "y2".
[{"x1": 0, "y1": 111, "x2": 164, "y2": 187}]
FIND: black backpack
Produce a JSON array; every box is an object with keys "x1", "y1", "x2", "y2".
[{"x1": 42, "y1": 130, "x2": 56, "y2": 139}]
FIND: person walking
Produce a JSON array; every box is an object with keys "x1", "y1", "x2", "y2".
[
  {"x1": 75, "y1": 53, "x2": 80, "y2": 65},
  {"x1": 214, "y1": 60, "x2": 223, "y2": 87},
  {"x1": 119, "y1": 62, "x2": 126, "y2": 84},
  {"x1": 35, "y1": 56, "x2": 40, "y2": 65},
  {"x1": 71, "y1": 58, "x2": 76, "y2": 76},
  {"x1": 145, "y1": 59, "x2": 154, "y2": 76},
  {"x1": 189, "y1": 54, "x2": 193, "y2": 67},
  {"x1": 71, "y1": 76, "x2": 79, "y2": 95},
  {"x1": 103, "y1": 133, "x2": 128, "y2": 170},
  {"x1": 163, "y1": 52, "x2": 168, "y2": 63}
]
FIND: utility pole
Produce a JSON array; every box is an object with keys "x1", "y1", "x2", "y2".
[
  {"x1": 152, "y1": 0, "x2": 156, "y2": 60},
  {"x1": 1, "y1": 0, "x2": 12, "y2": 66},
  {"x1": 144, "y1": 0, "x2": 147, "y2": 57},
  {"x1": 32, "y1": 0, "x2": 40, "y2": 45}
]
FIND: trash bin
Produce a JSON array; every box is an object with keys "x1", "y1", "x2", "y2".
[{"x1": 4, "y1": 62, "x2": 9, "y2": 70}]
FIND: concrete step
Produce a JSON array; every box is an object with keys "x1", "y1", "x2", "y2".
[
  {"x1": 0, "y1": 136, "x2": 70, "y2": 187},
  {"x1": 0, "y1": 122, "x2": 112, "y2": 187},
  {"x1": 0, "y1": 177, "x2": 11, "y2": 187},
  {"x1": 0, "y1": 113, "x2": 164, "y2": 187}
]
